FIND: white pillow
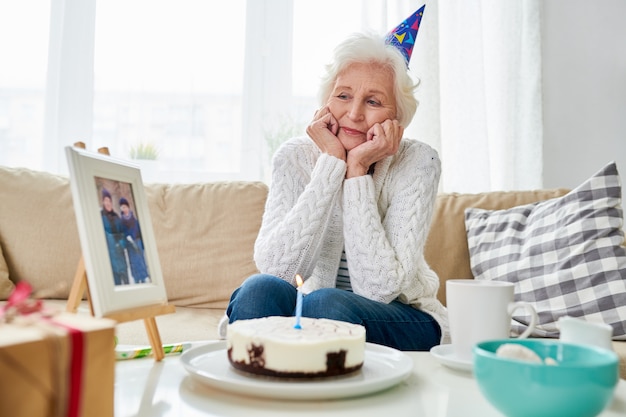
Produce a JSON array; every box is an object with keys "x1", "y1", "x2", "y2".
[{"x1": 465, "y1": 161, "x2": 626, "y2": 339}]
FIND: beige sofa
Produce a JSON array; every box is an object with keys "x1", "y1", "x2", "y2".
[{"x1": 0, "y1": 166, "x2": 624, "y2": 378}]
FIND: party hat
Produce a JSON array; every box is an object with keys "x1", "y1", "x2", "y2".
[{"x1": 385, "y1": 4, "x2": 426, "y2": 66}]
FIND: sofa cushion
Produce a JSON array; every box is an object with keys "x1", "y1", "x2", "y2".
[
  {"x1": 425, "y1": 188, "x2": 570, "y2": 305},
  {"x1": 144, "y1": 181, "x2": 267, "y2": 308},
  {"x1": 0, "y1": 166, "x2": 267, "y2": 309},
  {"x1": 0, "y1": 167, "x2": 81, "y2": 300},
  {"x1": 465, "y1": 161, "x2": 626, "y2": 339}
]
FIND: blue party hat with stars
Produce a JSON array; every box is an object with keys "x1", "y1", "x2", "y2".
[{"x1": 385, "y1": 5, "x2": 426, "y2": 66}]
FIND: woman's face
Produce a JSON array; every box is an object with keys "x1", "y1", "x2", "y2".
[
  {"x1": 120, "y1": 205, "x2": 130, "y2": 215},
  {"x1": 326, "y1": 62, "x2": 397, "y2": 151},
  {"x1": 103, "y1": 196, "x2": 112, "y2": 212}
]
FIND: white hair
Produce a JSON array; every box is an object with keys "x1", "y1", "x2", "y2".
[{"x1": 317, "y1": 32, "x2": 419, "y2": 127}]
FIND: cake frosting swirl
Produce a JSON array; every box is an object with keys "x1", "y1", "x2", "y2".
[{"x1": 226, "y1": 316, "x2": 366, "y2": 378}]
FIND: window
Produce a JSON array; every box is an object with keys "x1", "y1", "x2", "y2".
[
  {"x1": 0, "y1": 1, "x2": 374, "y2": 183},
  {"x1": 0, "y1": 2, "x2": 546, "y2": 196},
  {"x1": 0, "y1": 0, "x2": 50, "y2": 169},
  {"x1": 93, "y1": 0, "x2": 247, "y2": 182}
]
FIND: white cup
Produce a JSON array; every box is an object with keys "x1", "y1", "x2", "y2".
[
  {"x1": 558, "y1": 316, "x2": 613, "y2": 351},
  {"x1": 446, "y1": 279, "x2": 538, "y2": 361}
]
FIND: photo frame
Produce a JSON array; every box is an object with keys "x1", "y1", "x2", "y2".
[{"x1": 65, "y1": 146, "x2": 168, "y2": 317}]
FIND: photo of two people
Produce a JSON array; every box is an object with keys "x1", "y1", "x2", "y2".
[{"x1": 96, "y1": 177, "x2": 150, "y2": 286}]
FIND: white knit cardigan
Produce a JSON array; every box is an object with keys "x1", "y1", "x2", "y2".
[{"x1": 219, "y1": 136, "x2": 449, "y2": 342}]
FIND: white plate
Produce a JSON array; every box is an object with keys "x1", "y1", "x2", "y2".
[
  {"x1": 430, "y1": 344, "x2": 473, "y2": 372},
  {"x1": 181, "y1": 341, "x2": 412, "y2": 400}
]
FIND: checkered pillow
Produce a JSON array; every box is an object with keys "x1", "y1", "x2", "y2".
[{"x1": 465, "y1": 161, "x2": 626, "y2": 339}]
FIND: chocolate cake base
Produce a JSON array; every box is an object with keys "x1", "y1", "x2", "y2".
[{"x1": 227, "y1": 346, "x2": 363, "y2": 379}]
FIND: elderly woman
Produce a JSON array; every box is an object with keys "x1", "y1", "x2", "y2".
[{"x1": 222, "y1": 20, "x2": 448, "y2": 350}]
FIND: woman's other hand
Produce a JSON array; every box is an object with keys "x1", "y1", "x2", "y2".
[{"x1": 346, "y1": 119, "x2": 403, "y2": 178}]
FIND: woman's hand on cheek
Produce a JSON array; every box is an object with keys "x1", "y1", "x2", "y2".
[
  {"x1": 306, "y1": 107, "x2": 346, "y2": 161},
  {"x1": 366, "y1": 119, "x2": 403, "y2": 151},
  {"x1": 346, "y1": 119, "x2": 403, "y2": 178}
]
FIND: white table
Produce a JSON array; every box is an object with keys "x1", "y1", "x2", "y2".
[{"x1": 115, "y1": 341, "x2": 626, "y2": 417}]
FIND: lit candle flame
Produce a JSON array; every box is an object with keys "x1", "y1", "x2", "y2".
[{"x1": 296, "y1": 274, "x2": 303, "y2": 287}]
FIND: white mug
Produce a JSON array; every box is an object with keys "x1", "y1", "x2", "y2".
[{"x1": 446, "y1": 279, "x2": 538, "y2": 361}]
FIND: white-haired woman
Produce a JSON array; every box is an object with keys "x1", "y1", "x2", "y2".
[{"x1": 222, "y1": 29, "x2": 448, "y2": 350}]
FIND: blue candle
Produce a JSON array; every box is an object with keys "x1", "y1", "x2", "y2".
[{"x1": 294, "y1": 274, "x2": 303, "y2": 329}]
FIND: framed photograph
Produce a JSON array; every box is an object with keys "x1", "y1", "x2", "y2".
[{"x1": 65, "y1": 146, "x2": 168, "y2": 317}]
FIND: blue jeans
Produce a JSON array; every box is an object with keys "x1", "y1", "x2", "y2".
[{"x1": 226, "y1": 274, "x2": 442, "y2": 351}]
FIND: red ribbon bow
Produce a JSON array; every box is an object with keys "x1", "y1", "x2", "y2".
[{"x1": 2, "y1": 281, "x2": 43, "y2": 317}]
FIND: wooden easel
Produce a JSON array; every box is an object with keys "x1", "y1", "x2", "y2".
[{"x1": 66, "y1": 142, "x2": 175, "y2": 361}]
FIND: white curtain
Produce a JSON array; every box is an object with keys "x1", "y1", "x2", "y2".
[
  {"x1": 410, "y1": 0, "x2": 543, "y2": 193},
  {"x1": 43, "y1": 0, "x2": 96, "y2": 174}
]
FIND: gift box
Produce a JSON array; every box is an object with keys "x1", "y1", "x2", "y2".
[{"x1": 0, "y1": 312, "x2": 116, "y2": 417}]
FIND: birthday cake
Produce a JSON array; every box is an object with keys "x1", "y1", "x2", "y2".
[{"x1": 226, "y1": 316, "x2": 366, "y2": 378}]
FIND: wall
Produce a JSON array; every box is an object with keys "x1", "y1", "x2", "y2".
[{"x1": 542, "y1": 0, "x2": 626, "y2": 216}]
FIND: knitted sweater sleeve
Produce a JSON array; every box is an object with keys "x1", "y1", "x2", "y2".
[
  {"x1": 253, "y1": 137, "x2": 346, "y2": 285},
  {"x1": 342, "y1": 140, "x2": 441, "y2": 304}
]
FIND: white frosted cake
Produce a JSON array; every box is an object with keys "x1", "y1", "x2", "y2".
[{"x1": 226, "y1": 316, "x2": 366, "y2": 378}]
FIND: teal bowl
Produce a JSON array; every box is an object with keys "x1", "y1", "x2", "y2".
[{"x1": 474, "y1": 339, "x2": 619, "y2": 417}]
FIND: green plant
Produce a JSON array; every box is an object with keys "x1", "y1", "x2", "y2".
[
  {"x1": 129, "y1": 142, "x2": 160, "y2": 160},
  {"x1": 264, "y1": 116, "x2": 304, "y2": 161}
]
